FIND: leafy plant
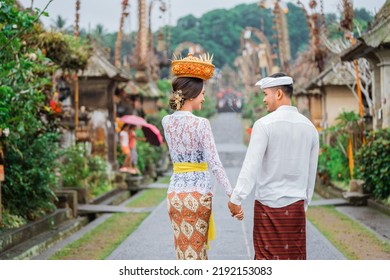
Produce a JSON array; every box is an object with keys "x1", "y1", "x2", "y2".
[
  {"x1": 30, "y1": 29, "x2": 93, "y2": 71},
  {"x1": 87, "y1": 155, "x2": 112, "y2": 197},
  {"x1": 318, "y1": 111, "x2": 362, "y2": 183},
  {"x1": 59, "y1": 144, "x2": 113, "y2": 198},
  {"x1": 355, "y1": 129, "x2": 390, "y2": 200},
  {"x1": 1, "y1": 0, "x2": 61, "y2": 223},
  {"x1": 0, "y1": 210, "x2": 26, "y2": 231},
  {"x1": 59, "y1": 144, "x2": 90, "y2": 189},
  {"x1": 318, "y1": 144, "x2": 350, "y2": 182}
]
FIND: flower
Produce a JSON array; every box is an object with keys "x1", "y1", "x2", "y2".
[
  {"x1": 174, "y1": 90, "x2": 184, "y2": 110},
  {"x1": 28, "y1": 53, "x2": 37, "y2": 61},
  {"x1": 0, "y1": 127, "x2": 10, "y2": 137}
]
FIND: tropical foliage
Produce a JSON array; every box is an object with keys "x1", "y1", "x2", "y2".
[
  {"x1": 0, "y1": 0, "x2": 60, "y2": 227},
  {"x1": 0, "y1": 0, "x2": 92, "y2": 229},
  {"x1": 355, "y1": 129, "x2": 390, "y2": 200},
  {"x1": 59, "y1": 144, "x2": 113, "y2": 199},
  {"x1": 318, "y1": 112, "x2": 361, "y2": 183},
  {"x1": 84, "y1": 3, "x2": 373, "y2": 71}
]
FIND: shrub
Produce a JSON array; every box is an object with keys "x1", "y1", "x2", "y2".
[
  {"x1": 0, "y1": 210, "x2": 26, "y2": 231},
  {"x1": 1, "y1": 1, "x2": 61, "y2": 223},
  {"x1": 355, "y1": 128, "x2": 390, "y2": 200},
  {"x1": 318, "y1": 144, "x2": 350, "y2": 182},
  {"x1": 59, "y1": 144, "x2": 90, "y2": 189},
  {"x1": 59, "y1": 143, "x2": 112, "y2": 198}
]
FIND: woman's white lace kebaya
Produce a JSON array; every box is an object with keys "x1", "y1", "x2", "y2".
[{"x1": 162, "y1": 111, "x2": 232, "y2": 196}]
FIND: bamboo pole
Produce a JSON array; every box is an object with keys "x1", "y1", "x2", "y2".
[
  {"x1": 74, "y1": 0, "x2": 80, "y2": 130},
  {"x1": 115, "y1": 0, "x2": 129, "y2": 68},
  {"x1": 349, "y1": 36, "x2": 366, "y2": 145},
  {"x1": 346, "y1": 34, "x2": 366, "y2": 179},
  {"x1": 74, "y1": 75, "x2": 79, "y2": 129}
]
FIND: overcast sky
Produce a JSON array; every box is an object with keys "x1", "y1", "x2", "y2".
[{"x1": 19, "y1": 0, "x2": 386, "y2": 33}]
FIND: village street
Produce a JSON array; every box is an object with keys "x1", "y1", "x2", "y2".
[
  {"x1": 107, "y1": 112, "x2": 346, "y2": 260},
  {"x1": 2, "y1": 1, "x2": 390, "y2": 270}
]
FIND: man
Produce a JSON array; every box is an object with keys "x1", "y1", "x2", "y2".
[{"x1": 228, "y1": 72, "x2": 319, "y2": 260}]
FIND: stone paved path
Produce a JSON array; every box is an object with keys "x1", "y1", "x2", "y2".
[{"x1": 108, "y1": 113, "x2": 345, "y2": 260}]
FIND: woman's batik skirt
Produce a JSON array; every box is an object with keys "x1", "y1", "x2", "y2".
[
  {"x1": 167, "y1": 191, "x2": 212, "y2": 260},
  {"x1": 253, "y1": 199, "x2": 306, "y2": 260}
]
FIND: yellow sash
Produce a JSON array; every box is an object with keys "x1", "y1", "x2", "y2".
[
  {"x1": 173, "y1": 162, "x2": 208, "y2": 173},
  {"x1": 206, "y1": 212, "x2": 216, "y2": 250},
  {"x1": 172, "y1": 162, "x2": 215, "y2": 249}
]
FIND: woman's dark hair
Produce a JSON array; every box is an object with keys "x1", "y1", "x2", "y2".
[
  {"x1": 169, "y1": 77, "x2": 204, "y2": 110},
  {"x1": 121, "y1": 124, "x2": 130, "y2": 131}
]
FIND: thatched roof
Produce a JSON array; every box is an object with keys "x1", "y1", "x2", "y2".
[
  {"x1": 79, "y1": 48, "x2": 131, "y2": 82},
  {"x1": 341, "y1": 0, "x2": 390, "y2": 61},
  {"x1": 305, "y1": 64, "x2": 355, "y2": 90}
]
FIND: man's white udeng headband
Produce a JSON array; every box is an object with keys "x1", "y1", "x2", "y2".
[{"x1": 255, "y1": 76, "x2": 293, "y2": 89}]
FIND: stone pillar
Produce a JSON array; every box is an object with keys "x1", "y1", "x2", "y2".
[
  {"x1": 375, "y1": 49, "x2": 390, "y2": 129},
  {"x1": 365, "y1": 53, "x2": 381, "y2": 130}
]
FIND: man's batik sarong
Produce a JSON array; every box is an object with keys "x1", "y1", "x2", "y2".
[{"x1": 253, "y1": 199, "x2": 306, "y2": 260}]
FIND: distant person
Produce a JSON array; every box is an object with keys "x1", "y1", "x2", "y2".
[
  {"x1": 128, "y1": 124, "x2": 145, "y2": 175},
  {"x1": 162, "y1": 53, "x2": 243, "y2": 260},
  {"x1": 228, "y1": 72, "x2": 319, "y2": 260},
  {"x1": 119, "y1": 124, "x2": 134, "y2": 173}
]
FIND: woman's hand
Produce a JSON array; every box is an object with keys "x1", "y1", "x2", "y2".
[{"x1": 228, "y1": 201, "x2": 244, "y2": 220}]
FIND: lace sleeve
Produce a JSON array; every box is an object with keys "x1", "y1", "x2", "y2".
[{"x1": 199, "y1": 118, "x2": 232, "y2": 196}]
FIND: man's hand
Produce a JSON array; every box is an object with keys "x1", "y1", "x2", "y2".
[{"x1": 228, "y1": 201, "x2": 244, "y2": 220}]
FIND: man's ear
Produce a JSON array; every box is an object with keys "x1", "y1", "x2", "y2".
[{"x1": 276, "y1": 89, "x2": 284, "y2": 100}]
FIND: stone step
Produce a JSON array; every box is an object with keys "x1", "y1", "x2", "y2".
[
  {"x1": 0, "y1": 217, "x2": 88, "y2": 260},
  {"x1": 77, "y1": 204, "x2": 155, "y2": 214},
  {"x1": 310, "y1": 198, "x2": 350, "y2": 207},
  {"x1": 0, "y1": 209, "x2": 72, "y2": 253}
]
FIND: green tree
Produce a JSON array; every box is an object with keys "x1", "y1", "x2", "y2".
[
  {"x1": 51, "y1": 15, "x2": 69, "y2": 32},
  {"x1": 0, "y1": 0, "x2": 60, "y2": 225}
]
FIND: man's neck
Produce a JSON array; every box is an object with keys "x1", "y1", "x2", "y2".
[{"x1": 276, "y1": 99, "x2": 292, "y2": 109}]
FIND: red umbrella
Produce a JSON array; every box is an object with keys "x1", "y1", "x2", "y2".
[
  {"x1": 120, "y1": 115, "x2": 148, "y2": 126},
  {"x1": 141, "y1": 123, "x2": 163, "y2": 146}
]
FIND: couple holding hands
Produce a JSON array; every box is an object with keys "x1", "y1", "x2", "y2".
[{"x1": 162, "y1": 53, "x2": 319, "y2": 260}]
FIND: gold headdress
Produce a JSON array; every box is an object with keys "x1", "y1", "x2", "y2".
[{"x1": 171, "y1": 53, "x2": 215, "y2": 80}]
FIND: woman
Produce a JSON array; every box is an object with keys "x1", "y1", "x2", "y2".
[
  {"x1": 128, "y1": 124, "x2": 145, "y2": 175},
  {"x1": 119, "y1": 124, "x2": 133, "y2": 173},
  {"x1": 162, "y1": 53, "x2": 242, "y2": 260}
]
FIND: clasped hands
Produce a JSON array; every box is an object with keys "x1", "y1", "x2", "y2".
[{"x1": 228, "y1": 201, "x2": 244, "y2": 220}]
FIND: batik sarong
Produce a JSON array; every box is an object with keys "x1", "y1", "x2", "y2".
[
  {"x1": 167, "y1": 191, "x2": 212, "y2": 260},
  {"x1": 253, "y1": 199, "x2": 306, "y2": 260}
]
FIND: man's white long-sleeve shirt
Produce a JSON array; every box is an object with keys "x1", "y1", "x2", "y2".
[{"x1": 230, "y1": 105, "x2": 319, "y2": 211}]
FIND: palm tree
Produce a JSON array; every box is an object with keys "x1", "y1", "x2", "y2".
[
  {"x1": 51, "y1": 15, "x2": 68, "y2": 32},
  {"x1": 115, "y1": 0, "x2": 129, "y2": 68},
  {"x1": 93, "y1": 23, "x2": 106, "y2": 44}
]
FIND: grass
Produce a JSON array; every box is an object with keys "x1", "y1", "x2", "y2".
[
  {"x1": 50, "y1": 187, "x2": 167, "y2": 260},
  {"x1": 158, "y1": 176, "x2": 171, "y2": 184},
  {"x1": 331, "y1": 180, "x2": 349, "y2": 191},
  {"x1": 126, "y1": 188, "x2": 167, "y2": 208},
  {"x1": 307, "y1": 205, "x2": 390, "y2": 259},
  {"x1": 50, "y1": 212, "x2": 148, "y2": 260}
]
